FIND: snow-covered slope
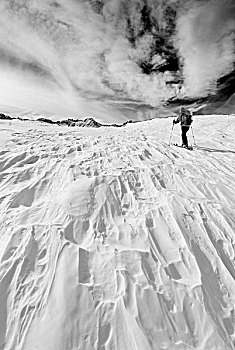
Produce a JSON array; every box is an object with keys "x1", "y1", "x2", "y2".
[{"x1": 0, "y1": 115, "x2": 235, "y2": 350}]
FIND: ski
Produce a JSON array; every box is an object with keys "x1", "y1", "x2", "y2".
[{"x1": 172, "y1": 143, "x2": 193, "y2": 150}]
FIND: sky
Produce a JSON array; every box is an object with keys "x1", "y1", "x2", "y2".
[{"x1": 0, "y1": 0, "x2": 234, "y2": 122}]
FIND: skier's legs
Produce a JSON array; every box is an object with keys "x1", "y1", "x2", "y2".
[{"x1": 181, "y1": 126, "x2": 190, "y2": 146}]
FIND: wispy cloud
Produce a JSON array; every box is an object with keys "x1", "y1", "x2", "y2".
[{"x1": 176, "y1": 0, "x2": 235, "y2": 97}]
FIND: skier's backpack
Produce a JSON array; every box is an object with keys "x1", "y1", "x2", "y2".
[{"x1": 181, "y1": 110, "x2": 192, "y2": 126}]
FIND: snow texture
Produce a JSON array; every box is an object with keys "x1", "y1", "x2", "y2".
[{"x1": 0, "y1": 115, "x2": 235, "y2": 350}]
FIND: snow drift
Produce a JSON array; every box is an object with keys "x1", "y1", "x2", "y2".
[{"x1": 0, "y1": 115, "x2": 235, "y2": 350}]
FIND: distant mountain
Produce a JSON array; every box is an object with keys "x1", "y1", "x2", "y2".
[{"x1": 0, "y1": 114, "x2": 134, "y2": 128}]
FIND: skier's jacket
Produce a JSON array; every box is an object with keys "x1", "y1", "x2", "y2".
[{"x1": 174, "y1": 109, "x2": 192, "y2": 126}]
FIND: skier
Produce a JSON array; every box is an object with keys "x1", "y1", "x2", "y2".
[{"x1": 173, "y1": 107, "x2": 192, "y2": 148}]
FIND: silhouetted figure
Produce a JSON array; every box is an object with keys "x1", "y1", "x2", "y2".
[{"x1": 173, "y1": 107, "x2": 192, "y2": 148}]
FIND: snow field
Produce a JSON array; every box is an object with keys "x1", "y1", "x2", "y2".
[{"x1": 0, "y1": 115, "x2": 235, "y2": 349}]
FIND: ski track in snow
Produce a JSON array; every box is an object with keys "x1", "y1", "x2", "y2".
[{"x1": 0, "y1": 115, "x2": 235, "y2": 350}]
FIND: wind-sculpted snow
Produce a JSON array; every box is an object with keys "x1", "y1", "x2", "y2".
[{"x1": 0, "y1": 116, "x2": 235, "y2": 349}]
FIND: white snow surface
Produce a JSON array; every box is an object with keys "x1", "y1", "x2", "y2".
[{"x1": 0, "y1": 115, "x2": 235, "y2": 350}]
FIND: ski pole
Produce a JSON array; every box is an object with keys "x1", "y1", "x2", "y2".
[
  {"x1": 191, "y1": 126, "x2": 196, "y2": 145},
  {"x1": 169, "y1": 123, "x2": 174, "y2": 145}
]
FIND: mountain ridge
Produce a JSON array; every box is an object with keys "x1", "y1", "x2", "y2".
[{"x1": 0, "y1": 113, "x2": 135, "y2": 128}]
